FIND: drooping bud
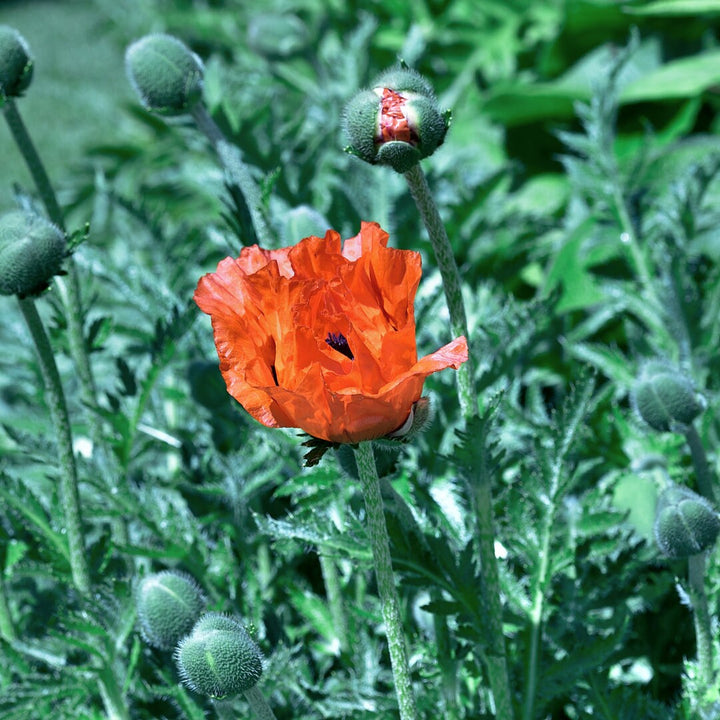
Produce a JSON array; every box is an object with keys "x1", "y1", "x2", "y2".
[
  {"x1": 135, "y1": 570, "x2": 206, "y2": 650},
  {"x1": 0, "y1": 26, "x2": 33, "y2": 99},
  {"x1": 632, "y1": 361, "x2": 705, "y2": 432},
  {"x1": 175, "y1": 613, "x2": 264, "y2": 698},
  {"x1": 125, "y1": 33, "x2": 204, "y2": 116},
  {"x1": 654, "y1": 485, "x2": 720, "y2": 558},
  {"x1": 344, "y1": 65, "x2": 450, "y2": 173},
  {"x1": 0, "y1": 211, "x2": 65, "y2": 297}
]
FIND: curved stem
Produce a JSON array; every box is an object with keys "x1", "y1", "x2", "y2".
[
  {"x1": 688, "y1": 554, "x2": 714, "y2": 689},
  {"x1": 683, "y1": 424, "x2": 717, "y2": 504},
  {"x1": 3, "y1": 100, "x2": 114, "y2": 518},
  {"x1": 17, "y1": 297, "x2": 90, "y2": 594},
  {"x1": 403, "y1": 163, "x2": 474, "y2": 418},
  {"x1": 2, "y1": 99, "x2": 63, "y2": 225},
  {"x1": 354, "y1": 441, "x2": 418, "y2": 720},
  {"x1": 191, "y1": 104, "x2": 274, "y2": 247},
  {"x1": 522, "y1": 490, "x2": 554, "y2": 720},
  {"x1": 403, "y1": 163, "x2": 513, "y2": 719}
]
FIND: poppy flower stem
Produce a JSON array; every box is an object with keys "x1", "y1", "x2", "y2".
[
  {"x1": 403, "y1": 163, "x2": 475, "y2": 418},
  {"x1": 403, "y1": 164, "x2": 514, "y2": 719},
  {"x1": 354, "y1": 441, "x2": 418, "y2": 720},
  {"x1": 688, "y1": 553, "x2": 714, "y2": 691},
  {"x1": 17, "y1": 296, "x2": 91, "y2": 595},
  {"x1": 3, "y1": 101, "x2": 95, "y2": 404},
  {"x1": 3, "y1": 98, "x2": 130, "y2": 550},
  {"x1": 191, "y1": 104, "x2": 275, "y2": 248}
]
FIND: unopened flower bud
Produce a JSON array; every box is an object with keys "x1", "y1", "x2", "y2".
[
  {"x1": 125, "y1": 33, "x2": 204, "y2": 116},
  {"x1": 654, "y1": 485, "x2": 720, "y2": 558},
  {"x1": 0, "y1": 211, "x2": 65, "y2": 297},
  {"x1": 344, "y1": 65, "x2": 450, "y2": 173},
  {"x1": 175, "y1": 613, "x2": 264, "y2": 698},
  {"x1": 632, "y1": 361, "x2": 704, "y2": 432},
  {"x1": 0, "y1": 26, "x2": 33, "y2": 99},
  {"x1": 135, "y1": 571, "x2": 206, "y2": 650}
]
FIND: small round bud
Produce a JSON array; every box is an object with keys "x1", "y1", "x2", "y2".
[
  {"x1": 175, "y1": 613, "x2": 264, "y2": 698},
  {"x1": 654, "y1": 485, "x2": 720, "y2": 558},
  {"x1": 344, "y1": 65, "x2": 450, "y2": 173},
  {"x1": 0, "y1": 26, "x2": 33, "y2": 99},
  {"x1": 125, "y1": 33, "x2": 204, "y2": 116},
  {"x1": 632, "y1": 361, "x2": 705, "y2": 432},
  {"x1": 0, "y1": 211, "x2": 65, "y2": 297},
  {"x1": 135, "y1": 570, "x2": 206, "y2": 650}
]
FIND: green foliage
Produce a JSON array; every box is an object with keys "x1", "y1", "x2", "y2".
[{"x1": 2, "y1": 1, "x2": 720, "y2": 719}]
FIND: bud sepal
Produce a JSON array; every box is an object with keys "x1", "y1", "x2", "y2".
[
  {"x1": 175, "y1": 612, "x2": 264, "y2": 699},
  {"x1": 632, "y1": 360, "x2": 705, "y2": 432},
  {"x1": 125, "y1": 33, "x2": 204, "y2": 116},
  {"x1": 0, "y1": 26, "x2": 33, "y2": 101},
  {"x1": 135, "y1": 570, "x2": 206, "y2": 650},
  {"x1": 654, "y1": 485, "x2": 720, "y2": 558},
  {"x1": 0, "y1": 211, "x2": 66, "y2": 298},
  {"x1": 344, "y1": 65, "x2": 450, "y2": 173}
]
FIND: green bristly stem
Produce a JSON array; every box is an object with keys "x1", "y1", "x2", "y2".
[
  {"x1": 191, "y1": 104, "x2": 274, "y2": 247},
  {"x1": 683, "y1": 425, "x2": 717, "y2": 504},
  {"x1": 403, "y1": 163, "x2": 513, "y2": 719},
  {"x1": 3, "y1": 98, "x2": 129, "y2": 549},
  {"x1": 688, "y1": 554, "x2": 714, "y2": 690},
  {"x1": 354, "y1": 441, "x2": 418, "y2": 720},
  {"x1": 318, "y1": 551, "x2": 350, "y2": 655},
  {"x1": 3, "y1": 99, "x2": 97, "y2": 403},
  {"x1": 17, "y1": 297, "x2": 90, "y2": 594},
  {"x1": 403, "y1": 163, "x2": 474, "y2": 418}
]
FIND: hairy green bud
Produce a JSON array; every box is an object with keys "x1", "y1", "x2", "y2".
[
  {"x1": 135, "y1": 570, "x2": 206, "y2": 650},
  {"x1": 344, "y1": 65, "x2": 449, "y2": 173},
  {"x1": 654, "y1": 485, "x2": 720, "y2": 558},
  {"x1": 175, "y1": 613, "x2": 264, "y2": 698},
  {"x1": 632, "y1": 361, "x2": 705, "y2": 432},
  {"x1": 0, "y1": 26, "x2": 33, "y2": 99},
  {"x1": 0, "y1": 211, "x2": 65, "y2": 297},
  {"x1": 125, "y1": 33, "x2": 204, "y2": 116}
]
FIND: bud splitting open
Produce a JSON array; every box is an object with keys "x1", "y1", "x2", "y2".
[{"x1": 344, "y1": 65, "x2": 450, "y2": 173}]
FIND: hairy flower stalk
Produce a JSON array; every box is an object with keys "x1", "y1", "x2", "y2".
[
  {"x1": 345, "y1": 67, "x2": 513, "y2": 718},
  {"x1": 354, "y1": 441, "x2": 418, "y2": 720},
  {"x1": 2, "y1": 94, "x2": 99, "y2": 429},
  {"x1": 17, "y1": 297, "x2": 90, "y2": 594},
  {"x1": 0, "y1": 50, "x2": 124, "y2": 537},
  {"x1": 124, "y1": 32, "x2": 274, "y2": 248},
  {"x1": 191, "y1": 104, "x2": 275, "y2": 248}
]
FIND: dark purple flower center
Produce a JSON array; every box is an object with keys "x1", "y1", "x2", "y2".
[{"x1": 325, "y1": 331, "x2": 354, "y2": 360}]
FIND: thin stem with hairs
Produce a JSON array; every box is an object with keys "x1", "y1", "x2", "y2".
[{"x1": 354, "y1": 441, "x2": 418, "y2": 720}]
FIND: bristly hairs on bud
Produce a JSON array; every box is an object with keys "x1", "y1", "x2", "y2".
[
  {"x1": 343, "y1": 63, "x2": 450, "y2": 173},
  {"x1": 125, "y1": 33, "x2": 204, "y2": 116},
  {"x1": 135, "y1": 570, "x2": 206, "y2": 650},
  {"x1": 0, "y1": 210, "x2": 66, "y2": 298},
  {"x1": 0, "y1": 25, "x2": 33, "y2": 100},
  {"x1": 654, "y1": 484, "x2": 720, "y2": 559},
  {"x1": 175, "y1": 612, "x2": 264, "y2": 699},
  {"x1": 631, "y1": 359, "x2": 705, "y2": 433}
]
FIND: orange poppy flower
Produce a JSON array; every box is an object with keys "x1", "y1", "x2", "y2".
[{"x1": 193, "y1": 222, "x2": 468, "y2": 444}]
